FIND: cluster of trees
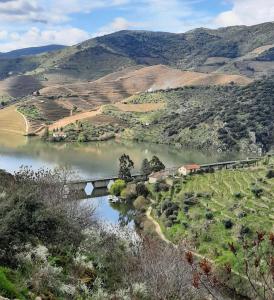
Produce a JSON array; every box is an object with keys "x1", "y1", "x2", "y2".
[
  {"x1": 140, "y1": 156, "x2": 165, "y2": 177},
  {"x1": 118, "y1": 154, "x2": 165, "y2": 182}
]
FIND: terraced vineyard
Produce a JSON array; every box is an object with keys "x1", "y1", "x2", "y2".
[{"x1": 151, "y1": 158, "x2": 274, "y2": 272}]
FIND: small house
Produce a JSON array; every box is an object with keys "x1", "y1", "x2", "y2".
[
  {"x1": 178, "y1": 164, "x2": 200, "y2": 176},
  {"x1": 148, "y1": 170, "x2": 170, "y2": 184}
]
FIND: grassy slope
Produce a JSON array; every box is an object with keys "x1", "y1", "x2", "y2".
[{"x1": 149, "y1": 157, "x2": 274, "y2": 272}]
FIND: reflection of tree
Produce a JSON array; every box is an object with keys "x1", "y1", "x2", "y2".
[{"x1": 110, "y1": 201, "x2": 136, "y2": 227}]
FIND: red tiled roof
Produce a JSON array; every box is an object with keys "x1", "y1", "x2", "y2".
[{"x1": 182, "y1": 164, "x2": 200, "y2": 170}]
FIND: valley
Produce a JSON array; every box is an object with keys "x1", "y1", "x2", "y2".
[{"x1": 0, "y1": 20, "x2": 273, "y2": 300}]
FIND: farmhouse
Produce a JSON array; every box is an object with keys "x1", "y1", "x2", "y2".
[{"x1": 178, "y1": 164, "x2": 200, "y2": 176}]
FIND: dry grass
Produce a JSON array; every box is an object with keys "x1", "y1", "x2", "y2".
[
  {"x1": 48, "y1": 107, "x2": 102, "y2": 131},
  {"x1": 114, "y1": 102, "x2": 166, "y2": 112},
  {"x1": 38, "y1": 65, "x2": 252, "y2": 114},
  {"x1": 0, "y1": 105, "x2": 27, "y2": 134}
]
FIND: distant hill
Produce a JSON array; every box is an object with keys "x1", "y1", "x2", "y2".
[
  {"x1": 0, "y1": 45, "x2": 66, "y2": 59},
  {"x1": 1, "y1": 22, "x2": 274, "y2": 81}
]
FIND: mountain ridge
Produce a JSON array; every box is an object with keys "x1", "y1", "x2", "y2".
[
  {"x1": 1, "y1": 22, "x2": 274, "y2": 81},
  {"x1": 0, "y1": 45, "x2": 66, "y2": 59}
]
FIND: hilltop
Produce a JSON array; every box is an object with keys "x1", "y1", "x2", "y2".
[{"x1": 0, "y1": 45, "x2": 66, "y2": 59}]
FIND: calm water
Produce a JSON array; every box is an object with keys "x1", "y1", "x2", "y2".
[{"x1": 0, "y1": 133, "x2": 245, "y2": 223}]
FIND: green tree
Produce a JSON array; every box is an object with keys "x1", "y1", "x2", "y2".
[
  {"x1": 149, "y1": 156, "x2": 165, "y2": 173},
  {"x1": 141, "y1": 158, "x2": 151, "y2": 177},
  {"x1": 78, "y1": 132, "x2": 88, "y2": 142},
  {"x1": 109, "y1": 179, "x2": 126, "y2": 196},
  {"x1": 118, "y1": 154, "x2": 134, "y2": 182}
]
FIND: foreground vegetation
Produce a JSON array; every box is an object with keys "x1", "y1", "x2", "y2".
[{"x1": 0, "y1": 167, "x2": 226, "y2": 300}]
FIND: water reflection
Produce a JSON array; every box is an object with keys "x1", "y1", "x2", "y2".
[
  {"x1": 0, "y1": 134, "x2": 246, "y2": 223},
  {"x1": 0, "y1": 137, "x2": 245, "y2": 177},
  {"x1": 82, "y1": 195, "x2": 135, "y2": 226}
]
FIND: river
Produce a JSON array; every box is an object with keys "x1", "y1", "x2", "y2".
[{"x1": 0, "y1": 133, "x2": 245, "y2": 224}]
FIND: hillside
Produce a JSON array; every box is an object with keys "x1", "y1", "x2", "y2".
[
  {"x1": 0, "y1": 75, "x2": 42, "y2": 99},
  {"x1": 18, "y1": 65, "x2": 251, "y2": 131},
  {"x1": 1, "y1": 22, "x2": 274, "y2": 82},
  {"x1": 103, "y1": 77, "x2": 274, "y2": 153}
]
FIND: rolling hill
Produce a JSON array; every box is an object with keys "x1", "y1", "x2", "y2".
[
  {"x1": 0, "y1": 45, "x2": 66, "y2": 59},
  {"x1": 1, "y1": 22, "x2": 274, "y2": 82},
  {"x1": 19, "y1": 65, "x2": 251, "y2": 131}
]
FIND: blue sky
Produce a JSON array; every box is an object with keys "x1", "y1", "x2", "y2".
[{"x1": 0, "y1": 0, "x2": 273, "y2": 52}]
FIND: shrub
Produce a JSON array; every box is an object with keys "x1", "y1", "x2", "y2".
[
  {"x1": 205, "y1": 212, "x2": 214, "y2": 220},
  {"x1": 266, "y1": 169, "x2": 274, "y2": 179},
  {"x1": 239, "y1": 225, "x2": 251, "y2": 236},
  {"x1": 251, "y1": 186, "x2": 263, "y2": 198},
  {"x1": 162, "y1": 199, "x2": 172, "y2": 211},
  {"x1": 110, "y1": 179, "x2": 126, "y2": 196},
  {"x1": 165, "y1": 220, "x2": 173, "y2": 227},
  {"x1": 238, "y1": 211, "x2": 247, "y2": 218},
  {"x1": 136, "y1": 183, "x2": 149, "y2": 198},
  {"x1": 234, "y1": 192, "x2": 243, "y2": 199},
  {"x1": 134, "y1": 196, "x2": 149, "y2": 210},
  {"x1": 223, "y1": 219, "x2": 234, "y2": 229},
  {"x1": 0, "y1": 167, "x2": 94, "y2": 265},
  {"x1": 120, "y1": 184, "x2": 137, "y2": 201}
]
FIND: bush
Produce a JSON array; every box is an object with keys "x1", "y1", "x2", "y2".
[
  {"x1": 120, "y1": 184, "x2": 137, "y2": 200},
  {"x1": 238, "y1": 211, "x2": 247, "y2": 218},
  {"x1": 251, "y1": 186, "x2": 263, "y2": 198},
  {"x1": 205, "y1": 212, "x2": 214, "y2": 220},
  {"x1": 223, "y1": 219, "x2": 234, "y2": 229},
  {"x1": 136, "y1": 183, "x2": 149, "y2": 198},
  {"x1": 266, "y1": 169, "x2": 274, "y2": 179},
  {"x1": 162, "y1": 199, "x2": 172, "y2": 211},
  {"x1": 165, "y1": 220, "x2": 173, "y2": 227},
  {"x1": 234, "y1": 192, "x2": 243, "y2": 199},
  {"x1": 109, "y1": 179, "x2": 126, "y2": 196},
  {"x1": 134, "y1": 196, "x2": 149, "y2": 210},
  {"x1": 0, "y1": 167, "x2": 94, "y2": 265}
]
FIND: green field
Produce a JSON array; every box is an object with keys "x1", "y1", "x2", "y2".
[{"x1": 150, "y1": 157, "x2": 274, "y2": 272}]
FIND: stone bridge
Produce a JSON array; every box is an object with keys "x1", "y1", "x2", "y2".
[{"x1": 67, "y1": 174, "x2": 144, "y2": 196}]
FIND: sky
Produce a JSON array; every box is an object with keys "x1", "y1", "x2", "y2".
[{"x1": 0, "y1": 0, "x2": 274, "y2": 52}]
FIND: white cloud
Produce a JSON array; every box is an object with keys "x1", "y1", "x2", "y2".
[
  {"x1": 95, "y1": 17, "x2": 140, "y2": 36},
  {"x1": 214, "y1": 0, "x2": 274, "y2": 27},
  {"x1": 0, "y1": 30, "x2": 8, "y2": 40},
  {"x1": 0, "y1": 0, "x2": 130, "y2": 24},
  {"x1": 0, "y1": 27, "x2": 90, "y2": 51}
]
